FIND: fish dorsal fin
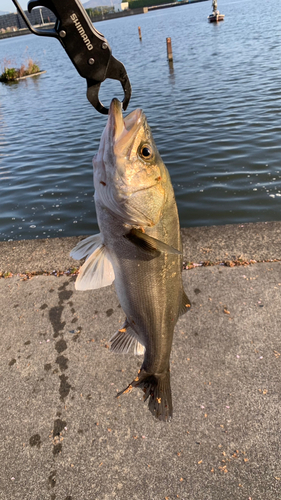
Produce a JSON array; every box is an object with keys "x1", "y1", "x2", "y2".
[
  {"x1": 75, "y1": 244, "x2": 115, "y2": 290},
  {"x1": 124, "y1": 228, "x2": 182, "y2": 256},
  {"x1": 109, "y1": 319, "x2": 145, "y2": 356},
  {"x1": 179, "y1": 291, "x2": 191, "y2": 316},
  {"x1": 70, "y1": 233, "x2": 103, "y2": 261}
]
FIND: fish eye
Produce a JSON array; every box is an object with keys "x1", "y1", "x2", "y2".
[{"x1": 139, "y1": 144, "x2": 153, "y2": 160}]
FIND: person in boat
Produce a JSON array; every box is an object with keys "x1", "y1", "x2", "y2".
[{"x1": 212, "y1": 0, "x2": 218, "y2": 14}]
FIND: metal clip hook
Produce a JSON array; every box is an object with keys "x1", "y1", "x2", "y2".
[{"x1": 11, "y1": 0, "x2": 132, "y2": 114}]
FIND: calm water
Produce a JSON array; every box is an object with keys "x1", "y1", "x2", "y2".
[{"x1": 1, "y1": 0, "x2": 281, "y2": 241}]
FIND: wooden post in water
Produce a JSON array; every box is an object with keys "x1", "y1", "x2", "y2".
[
  {"x1": 166, "y1": 37, "x2": 173, "y2": 61},
  {"x1": 138, "y1": 26, "x2": 142, "y2": 40}
]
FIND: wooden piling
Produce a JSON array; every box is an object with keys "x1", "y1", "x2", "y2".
[
  {"x1": 166, "y1": 37, "x2": 173, "y2": 61},
  {"x1": 138, "y1": 26, "x2": 142, "y2": 40}
]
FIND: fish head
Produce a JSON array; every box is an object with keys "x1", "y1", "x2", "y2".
[{"x1": 93, "y1": 98, "x2": 168, "y2": 227}]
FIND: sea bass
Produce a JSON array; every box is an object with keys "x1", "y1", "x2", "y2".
[{"x1": 71, "y1": 99, "x2": 190, "y2": 421}]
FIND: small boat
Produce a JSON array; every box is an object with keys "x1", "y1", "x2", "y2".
[{"x1": 208, "y1": 10, "x2": 225, "y2": 22}]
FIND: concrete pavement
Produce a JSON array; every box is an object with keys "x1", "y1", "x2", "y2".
[{"x1": 1, "y1": 222, "x2": 281, "y2": 500}]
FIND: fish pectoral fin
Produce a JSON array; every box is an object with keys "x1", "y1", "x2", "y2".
[
  {"x1": 179, "y1": 290, "x2": 191, "y2": 316},
  {"x1": 75, "y1": 244, "x2": 115, "y2": 291},
  {"x1": 124, "y1": 228, "x2": 182, "y2": 256},
  {"x1": 109, "y1": 319, "x2": 145, "y2": 355},
  {"x1": 70, "y1": 233, "x2": 103, "y2": 260}
]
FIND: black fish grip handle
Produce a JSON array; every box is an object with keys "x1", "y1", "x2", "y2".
[{"x1": 11, "y1": 0, "x2": 132, "y2": 114}]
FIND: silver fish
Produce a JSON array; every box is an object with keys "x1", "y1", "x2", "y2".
[{"x1": 71, "y1": 99, "x2": 190, "y2": 421}]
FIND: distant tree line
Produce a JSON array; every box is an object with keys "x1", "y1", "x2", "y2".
[
  {"x1": 128, "y1": 0, "x2": 171, "y2": 8},
  {"x1": 86, "y1": 7, "x2": 115, "y2": 19}
]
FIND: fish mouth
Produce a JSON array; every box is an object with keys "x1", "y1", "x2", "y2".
[{"x1": 108, "y1": 98, "x2": 143, "y2": 153}]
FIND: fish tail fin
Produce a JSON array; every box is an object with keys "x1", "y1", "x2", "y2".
[{"x1": 117, "y1": 369, "x2": 173, "y2": 421}]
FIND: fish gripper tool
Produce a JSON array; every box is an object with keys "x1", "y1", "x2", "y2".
[{"x1": 11, "y1": 0, "x2": 132, "y2": 114}]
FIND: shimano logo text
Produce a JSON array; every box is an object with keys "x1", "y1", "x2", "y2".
[{"x1": 70, "y1": 13, "x2": 93, "y2": 51}]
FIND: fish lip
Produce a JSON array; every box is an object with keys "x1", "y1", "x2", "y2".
[
  {"x1": 108, "y1": 98, "x2": 124, "y2": 142},
  {"x1": 108, "y1": 98, "x2": 143, "y2": 146}
]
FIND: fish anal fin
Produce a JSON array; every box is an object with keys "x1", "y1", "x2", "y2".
[
  {"x1": 124, "y1": 228, "x2": 182, "y2": 256},
  {"x1": 179, "y1": 290, "x2": 191, "y2": 316},
  {"x1": 110, "y1": 328, "x2": 134, "y2": 354},
  {"x1": 110, "y1": 320, "x2": 145, "y2": 355},
  {"x1": 110, "y1": 320, "x2": 135, "y2": 353},
  {"x1": 117, "y1": 369, "x2": 173, "y2": 421}
]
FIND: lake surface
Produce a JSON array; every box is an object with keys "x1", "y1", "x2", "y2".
[{"x1": 1, "y1": 0, "x2": 281, "y2": 241}]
